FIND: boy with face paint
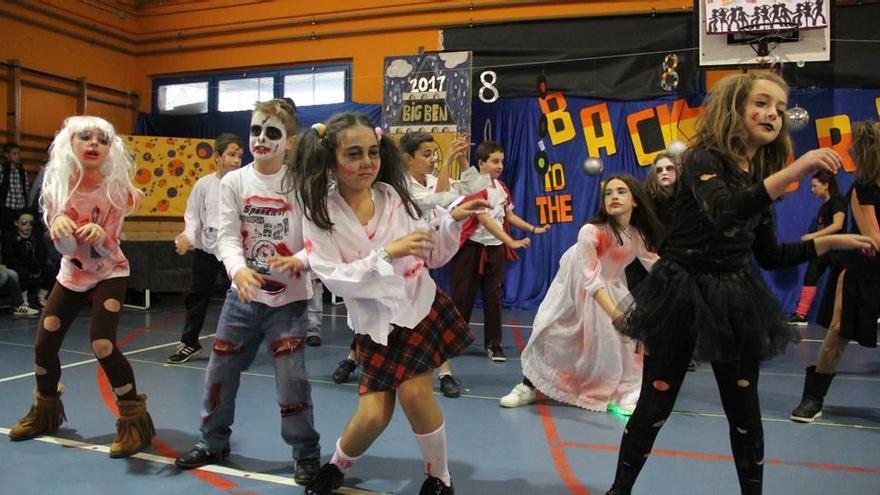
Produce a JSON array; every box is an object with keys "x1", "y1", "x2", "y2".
[
  {"x1": 175, "y1": 99, "x2": 322, "y2": 485},
  {"x1": 167, "y1": 133, "x2": 243, "y2": 364},
  {"x1": 2, "y1": 210, "x2": 47, "y2": 309}
]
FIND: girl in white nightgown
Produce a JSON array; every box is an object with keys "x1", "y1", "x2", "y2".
[{"x1": 500, "y1": 174, "x2": 663, "y2": 413}]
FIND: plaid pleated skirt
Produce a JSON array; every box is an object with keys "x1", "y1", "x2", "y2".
[{"x1": 356, "y1": 288, "x2": 474, "y2": 394}]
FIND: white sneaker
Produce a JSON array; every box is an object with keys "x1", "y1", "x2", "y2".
[
  {"x1": 12, "y1": 304, "x2": 40, "y2": 318},
  {"x1": 500, "y1": 383, "x2": 537, "y2": 408}
]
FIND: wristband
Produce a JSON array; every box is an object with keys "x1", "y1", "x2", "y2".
[{"x1": 377, "y1": 247, "x2": 392, "y2": 264}]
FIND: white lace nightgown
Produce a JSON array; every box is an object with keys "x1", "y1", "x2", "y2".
[{"x1": 521, "y1": 223, "x2": 658, "y2": 411}]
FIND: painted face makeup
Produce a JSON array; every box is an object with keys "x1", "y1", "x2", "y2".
[
  {"x1": 16, "y1": 214, "x2": 34, "y2": 237},
  {"x1": 216, "y1": 143, "x2": 243, "y2": 178},
  {"x1": 744, "y1": 79, "x2": 787, "y2": 151},
  {"x1": 604, "y1": 178, "x2": 635, "y2": 217},
  {"x1": 72, "y1": 128, "x2": 110, "y2": 169},
  {"x1": 334, "y1": 125, "x2": 381, "y2": 193},
  {"x1": 654, "y1": 157, "x2": 678, "y2": 187},
  {"x1": 249, "y1": 111, "x2": 287, "y2": 163}
]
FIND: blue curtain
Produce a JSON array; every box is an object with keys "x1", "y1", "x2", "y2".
[{"x1": 437, "y1": 88, "x2": 880, "y2": 313}]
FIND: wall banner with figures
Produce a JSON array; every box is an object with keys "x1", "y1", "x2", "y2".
[{"x1": 123, "y1": 135, "x2": 216, "y2": 217}]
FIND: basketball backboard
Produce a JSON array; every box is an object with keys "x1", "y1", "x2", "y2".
[{"x1": 698, "y1": 0, "x2": 830, "y2": 67}]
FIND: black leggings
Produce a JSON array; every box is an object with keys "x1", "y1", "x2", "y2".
[
  {"x1": 611, "y1": 341, "x2": 764, "y2": 495},
  {"x1": 34, "y1": 278, "x2": 137, "y2": 400}
]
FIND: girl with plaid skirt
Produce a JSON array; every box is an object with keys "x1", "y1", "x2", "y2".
[{"x1": 289, "y1": 112, "x2": 489, "y2": 495}]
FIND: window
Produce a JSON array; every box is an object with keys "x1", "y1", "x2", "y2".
[
  {"x1": 218, "y1": 77, "x2": 274, "y2": 112},
  {"x1": 157, "y1": 82, "x2": 208, "y2": 115},
  {"x1": 153, "y1": 64, "x2": 350, "y2": 114},
  {"x1": 284, "y1": 69, "x2": 347, "y2": 106}
]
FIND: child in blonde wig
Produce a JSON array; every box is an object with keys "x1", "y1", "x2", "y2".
[{"x1": 9, "y1": 116, "x2": 154, "y2": 458}]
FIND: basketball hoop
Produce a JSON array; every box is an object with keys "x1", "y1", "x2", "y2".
[{"x1": 730, "y1": 22, "x2": 800, "y2": 58}]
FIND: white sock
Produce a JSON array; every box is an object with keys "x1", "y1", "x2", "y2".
[
  {"x1": 414, "y1": 422, "x2": 451, "y2": 486},
  {"x1": 330, "y1": 437, "x2": 361, "y2": 474}
]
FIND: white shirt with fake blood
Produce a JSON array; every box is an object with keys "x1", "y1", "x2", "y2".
[
  {"x1": 469, "y1": 178, "x2": 513, "y2": 246},
  {"x1": 182, "y1": 172, "x2": 222, "y2": 259},
  {"x1": 303, "y1": 182, "x2": 462, "y2": 345},
  {"x1": 217, "y1": 163, "x2": 311, "y2": 307}
]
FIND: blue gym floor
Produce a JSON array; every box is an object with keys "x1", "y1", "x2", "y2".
[{"x1": 0, "y1": 296, "x2": 877, "y2": 494}]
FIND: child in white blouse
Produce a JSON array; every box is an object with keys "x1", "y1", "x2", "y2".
[{"x1": 292, "y1": 113, "x2": 487, "y2": 495}]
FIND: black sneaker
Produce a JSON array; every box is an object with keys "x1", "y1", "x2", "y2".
[
  {"x1": 332, "y1": 358, "x2": 357, "y2": 384},
  {"x1": 174, "y1": 446, "x2": 230, "y2": 469},
  {"x1": 304, "y1": 463, "x2": 344, "y2": 495},
  {"x1": 419, "y1": 476, "x2": 454, "y2": 494},
  {"x1": 786, "y1": 314, "x2": 808, "y2": 326},
  {"x1": 687, "y1": 360, "x2": 697, "y2": 372},
  {"x1": 439, "y1": 374, "x2": 461, "y2": 398},
  {"x1": 167, "y1": 343, "x2": 202, "y2": 364},
  {"x1": 306, "y1": 335, "x2": 322, "y2": 347},
  {"x1": 486, "y1": 345, "x2": 507, "y2": 362},
  {"x1": 294, "y1": 457, "x2": 321, "y2": 484}
]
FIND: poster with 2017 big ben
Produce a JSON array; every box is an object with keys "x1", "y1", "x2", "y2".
[{"x1": 382, "y1": 51, "x2": 472, "y2": 135}]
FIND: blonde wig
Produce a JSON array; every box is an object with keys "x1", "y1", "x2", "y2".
[{"x1": 40, "y1": 116, "x2": 141, "y2": 225}]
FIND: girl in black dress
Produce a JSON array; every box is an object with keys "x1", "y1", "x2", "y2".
[
  {"x1": 605, "y1": 73, "x2": 877, "y2": 495},
  {"x1": 790, "y1": 121, "x2": 880, "y2": 423}
]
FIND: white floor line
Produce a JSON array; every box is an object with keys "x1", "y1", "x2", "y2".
[
  {"x1": 0, "y1": 427, "x2": 385, "y2": 494},
  {"x1": 0, "y1": 334, "x2": 216, "y2": 384}
]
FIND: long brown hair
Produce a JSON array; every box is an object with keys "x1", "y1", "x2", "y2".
[
  {"x1": 288, "y1": 112, "x2": 420, "y2": 231},
  {"x1": 588, "y1": 174, "x2": 664, "y2": 252},
  {"x1": 691, "y1": 72, "x2": 791, "y2": 180},
  {"x1": 851, "y1": 121, "x2": 880, "y2": 186}
]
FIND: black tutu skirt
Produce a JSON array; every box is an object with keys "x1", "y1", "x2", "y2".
[{"x1": 615, "y1": 259, "x2": 799, "y2": 363}]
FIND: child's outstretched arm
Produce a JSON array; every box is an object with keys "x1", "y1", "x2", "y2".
[
  {"x1": 802, "y1": 211, "x2": 845, "y2": 241},
  {"x1": 477, "y1": 213, "x2": 529, "y2": 249},
  {"x1": 506, "y1": 210, "x2": 550, "y2": 235}
]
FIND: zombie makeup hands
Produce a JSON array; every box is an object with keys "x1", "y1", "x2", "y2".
[
  {"x1": 447, "y1": 134, "x2": 472, "y2": 168},
  {"x1": 174, "y1": 233, "x2": 192, "y2": 255},
  {"x1": 76, "y1": 223, "x2": 106, "y2": 246},
  {"x1": 792, "y1": 148, "x2": 843, "y2": 176},
  {"x1": 50, "y1": 215, "x2": 78, "y2": 240},
  {"x1": 506, "y1": 238, "x2": 531, "y2": 250},
  {"x1": 384, "y1": 231, "x2": 434, "y2": 260},
  {"x1": 234, "y1": 267, "x2": 265, "y2": 303},
  {"x1": 267, "y1": 255, "x2": 305, "y2": 276},
  {"x1": 249, "y1": 111, "x2": 288, "y2": 163}
]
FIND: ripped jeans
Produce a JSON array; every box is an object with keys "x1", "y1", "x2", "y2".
[
  {"x1": 611, "y1": 341, "x2": 764, "y2": 495},
  {"x1": 196, "y1": 290, "x2": 320, "y2": 461}
]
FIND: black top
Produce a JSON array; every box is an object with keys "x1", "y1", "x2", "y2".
[
  {"x1": 851, "y1": 183, "x2": 880, "y2": 235},
  {"x1": 662, "y1": 148, "x2": 817, "y2": 271},
  {"x1": 817, "y1": 195, "x2": 847, "y2": 232},
  {"x1": 652, "y1": 194, "x2": 676, "y2": 231}
]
